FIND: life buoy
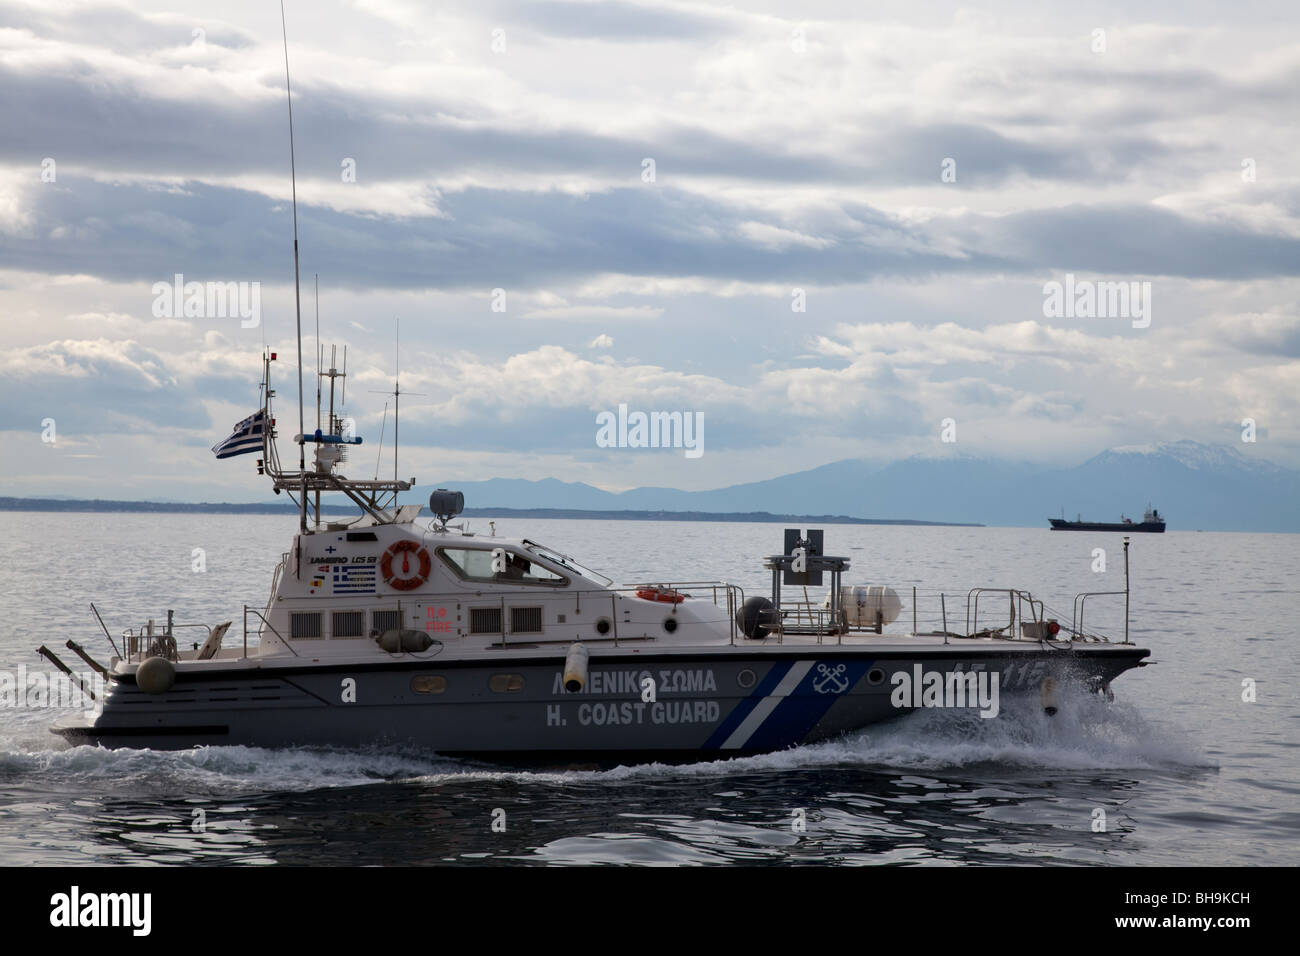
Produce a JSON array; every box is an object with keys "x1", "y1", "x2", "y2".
[
  {"x1": 381, "y1": 540, "x2": 432, "y2": 591},
  {"x1": 635, "y1": 587, "x2": 686, "y2": 604}
]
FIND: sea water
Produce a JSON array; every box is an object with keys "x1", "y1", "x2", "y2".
[{"x1": 0, "y1": 513, "x2": 1295, "y2": 866}]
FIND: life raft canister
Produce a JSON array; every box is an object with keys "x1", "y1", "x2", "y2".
[
  {"x1": 635, "y1": 586, "x2": 686, "y2": 604},
  {"x1": 381, "y1": 540, "x2": 432, "y2": 591}
]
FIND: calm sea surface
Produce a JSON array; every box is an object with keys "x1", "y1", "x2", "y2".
[{"x1": 0, "y1": 512, "x2": 1295, "y2": 866}]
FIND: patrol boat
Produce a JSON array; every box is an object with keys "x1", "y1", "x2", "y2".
[
  {"x1": 45, "y1": 346, "x2": 1151, "y2": 758},
  {"x1": 43, "y1": 21, "x2": 1149, "y2": 760}
]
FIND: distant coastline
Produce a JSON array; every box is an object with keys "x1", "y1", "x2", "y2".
[{"x1": 0, "y1": 496, "x2": 982, "y2": 527}]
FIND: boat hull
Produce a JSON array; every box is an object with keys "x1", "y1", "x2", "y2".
[
  {"x1": 52, "y1": 645, "x2": 1149, "y2": 759},
  {"x1": 1049, "y1": 519, "x2": 1165, "y2": 532}
]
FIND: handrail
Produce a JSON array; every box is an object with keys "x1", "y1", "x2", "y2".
[
  {"x1": 121, "y1": 622, "x2": 212, "y2": 663},
  {"x1": 1072, "y1": 590, "x2": 1126, "y2": 640},
  {"x1": 115, "y1": 579, "x2": 1124, "y2": 661},
  {"x1": 966, "y1": 588, "x2": 1017, "y2": 637},
  {"x1": 770, "y1": 602, "x2": 848, "y2": 644},
  {"x1": 243, "y1": 606, "x2": 300, "y2": 658},
  {"x1": 965, "y1": 588, "x2": 1055, "y2": 641}
]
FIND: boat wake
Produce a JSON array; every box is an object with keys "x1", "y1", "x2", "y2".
[
  {"x1": 0, "y1": 736, "x2": 461, "y2": 793},
  {"x1": 562, "y1": 687, "x2": 1212, "y2": 783}
]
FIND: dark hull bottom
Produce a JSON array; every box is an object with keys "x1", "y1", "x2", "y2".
[
  {"x1": 54, "y1": 647, "x2": 1149, "y2": 760},
  {"x1": 1049, "y1": 520, "x2": 1165, "y2": 532}
]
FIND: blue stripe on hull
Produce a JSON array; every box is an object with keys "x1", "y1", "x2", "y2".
[
  {"x1": 702, "y1": 660, "x2": 793, "y2": 749},
  {"x1": 743, "y1": 660, "x2": 874, "y2": 752},
  {"x1": 702, "y1": 659, "x2": 874, "y2": 751}
]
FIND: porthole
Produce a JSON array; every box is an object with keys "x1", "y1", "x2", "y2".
[
  {"x1": 411, "y1": 675, "x2": 447, "y2": 694},
  {"x1": 489, "y1": 673, "x2": 525, "y2": 693},
  {"x1": 663, "y1": 617, "x2": 678, "y2": 633},
  {"x1": 737, "y1": 668, "x2": 757, "y2": 689},
  {"x1": 867, "y1": 667, "x2": 886, "y2": 686},
  {"x1": 594, "y1": 618, "x2": 611, "y2": 635}
]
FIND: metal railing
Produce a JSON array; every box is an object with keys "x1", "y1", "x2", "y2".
[
  {"x1": 114, "y1": 577, "x2": 1125, "y2": 664},
  {"x1": 122, "y1": 621, "x2": 211, "y2": 664},
  {"x1": 480, "y1": 581, "x2": 745, "y2": 648},
  {"x1": 965, "y1": 588, "x2": 1048, "y2": 640},
  {"x1": 243, "y1": 606, "x2": 300, "y2": 658},
  {"x1": 753, "y1": 585, "x2": 1094, "y2": 646},
  {"x1": 1072, "y1": 591, "x2": 1126, "y2": 641}
]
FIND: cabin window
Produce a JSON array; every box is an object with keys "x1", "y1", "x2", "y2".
[
  {"x1": 371, "y1": 609, "x2": 401, "y2": 636},
  {"x1": 489, "y1": 674, "x2": 525, "y2": 693},
  {"x1": 332, "y1": 611, "x2": 364, "y2": 639},
  {"x1": 437, "y1": 548, "x2": 567, "y2": 587},
  {"x1": 469, "y1": 607, "x2": 502, "y2": 634},
  {"x1": 410, "y1": 675, "x2": 447, "y2": 694},
  {"x1": 510, "y1": 606, "x2": 543, "y2": 633},
  {"x1": 290, "y1": 612, "x2": 323, "y2": 639}
]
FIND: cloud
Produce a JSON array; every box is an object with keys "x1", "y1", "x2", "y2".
[
  {"x1": 0, "y1": 338, "x2": 212, "y2": 434},
  {"x1": 1212, "y1": 309, "x2": 1300, "y2": 357},
  {"x1": 522, "y1": 305, "x2": 662, "y2": 321},
  {"x1": 2, "y1": 0, "x2": 1299, "y2": 497},
  {"x1": 513, "y1": 0, "x2": 736, "y2": 41}
]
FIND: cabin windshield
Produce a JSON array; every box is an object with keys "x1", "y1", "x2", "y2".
[
  {"x1": 522, "y1": 540, "x2": 613, "y2": 587},
  {"x1": 437, "y1": 546, "x2": 567, "y2": 586}
]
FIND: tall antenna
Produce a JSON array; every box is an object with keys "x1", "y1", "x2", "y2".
[
  {"x1": 394, "y1": 317, "x2": 400, "y2": 485},
  {"x1": 280, "y1": 0, "x2": 307, "y2": 534},
  {"x1": 314, "y1": 273, "x2": 321, "y2": 432},
  {"x1": 313, "y1": 273, "x2": 320, "y2": 524},
  {"x1": 370, "y1": 318, "x2": 424, "y2": 488}
]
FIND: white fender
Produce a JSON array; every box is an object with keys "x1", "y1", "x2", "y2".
[
  {"x1": 1041, "y1": 676, "x2": 1060, "y2": 716},
  {"x1": 563, "y1": 642, "x2": 589, "y2": 693}
]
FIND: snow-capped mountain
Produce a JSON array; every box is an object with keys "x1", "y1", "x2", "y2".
[{"x1": 1091, "y1": 440, "x2": 1287, "y2": 475}]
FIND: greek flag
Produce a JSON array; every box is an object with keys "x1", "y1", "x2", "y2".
[{"x1": 212, "y1": 409, "x2": 266, "y2": 459}]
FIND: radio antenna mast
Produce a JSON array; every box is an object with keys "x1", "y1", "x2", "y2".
[
  {"x1": 394, "y1": 318, "x2": 399, "y2": 485},
  {"x1": 314, "y1": 273, "x2": 321, "y2": 432},
  {"x1": 280, "y1": 0, "x2": 306, "y2": 534},
  {"x1": 370, "y1": 318, "x2": 424, "y2": 489}
]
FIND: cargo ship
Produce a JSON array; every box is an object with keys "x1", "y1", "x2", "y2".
[{"x1": 1049, "y1": 505, "x2": 1166, "y2": 532}]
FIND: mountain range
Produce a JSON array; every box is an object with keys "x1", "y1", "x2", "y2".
[{"x1": 427, "y1": 441, "x2": 1299, "y2": 532}]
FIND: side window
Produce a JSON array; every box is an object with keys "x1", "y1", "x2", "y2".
[{"x1": 437, "y1": 548, "x2": 566, "y2": 586}]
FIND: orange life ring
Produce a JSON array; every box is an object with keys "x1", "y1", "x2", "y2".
[
  {"x1": 381, "y1": 540, "x2": 432, "y2": 591},
  {"x1": 635, "y1": 587, "x2": 685, "y2": 604}
]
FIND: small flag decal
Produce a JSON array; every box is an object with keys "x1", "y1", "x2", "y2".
[{"x1": 332, "y1": 565, "x2": 377, "y2": 594}]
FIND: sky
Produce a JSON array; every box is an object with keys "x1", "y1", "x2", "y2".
[{"x1": 1, "y1": 0, "x2": 1297, "y2": 502}]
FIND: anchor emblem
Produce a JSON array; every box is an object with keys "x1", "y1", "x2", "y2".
[{"x1": 812, "y1": 663, "x2": 849, "y2": 694}]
